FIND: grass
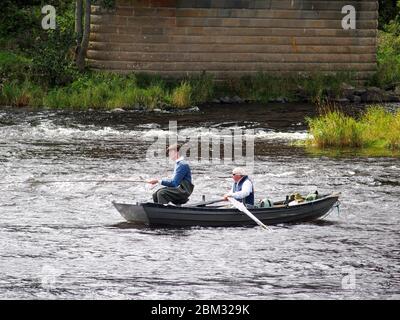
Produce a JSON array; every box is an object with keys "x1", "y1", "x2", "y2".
[
  {"x1": 306, "y1": 105, "x2": 400, "y2": 153},
  {"x1": 0, "y1": 60, "x2": 214, "y2": 109},
  {"x1": 170, "y1": 82, "x2": 193, "y2": 109},
  {"x1": 306, "y1": 109, "x2": 363, "y2": 148},
  {"x1": 0, "y1": 80, "x2": 44, "y2": 107},
  {"x1": 187, "y1": 72, "x2": 214, "y2": 104},
  {"x1": 0, "y1": 69, "x2": 358, "y2": 110},
  {"x1": 242, "y1": 73, "x2": 297, "y2": 102},
  {"x1": 361, "y1": 106, "x2": 400, "y2": 149},
  {"x1": 1, "y1": 46, "x2": 360, "y2": 110},
  {"x1": 300, "y1": 72, "x2": 354, "y2": 104},
  {"x1": 43, "y1": 81, "x2": 167, "y2": 110},
  {"x1": 213, "y1": 72, "x2": 355, "y2": 104}
]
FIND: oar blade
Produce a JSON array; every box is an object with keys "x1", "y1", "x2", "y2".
[{"x1": 228, "y1": 197, "x2": 270, "y2": 231}]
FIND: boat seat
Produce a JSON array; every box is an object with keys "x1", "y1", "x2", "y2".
[{"x1": 172, "y1": 199, "x2": 189, "y2": 205}]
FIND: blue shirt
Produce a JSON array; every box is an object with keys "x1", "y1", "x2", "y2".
[{"x1": 161, "y1": 158, "x2": 192, "y2": 188}]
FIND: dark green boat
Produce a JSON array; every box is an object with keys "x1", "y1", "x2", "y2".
[{"x1": 112, "y1": 193, "x2": 340, "y2": 227}]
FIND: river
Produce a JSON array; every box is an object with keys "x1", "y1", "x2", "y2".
[{"x1": 0, "y1": 104, "x2": 399, "y2": 299}]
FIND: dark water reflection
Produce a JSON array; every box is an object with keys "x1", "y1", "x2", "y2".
[{"x1": 0, "y1": 104, "x2": 399, "y2": 299}]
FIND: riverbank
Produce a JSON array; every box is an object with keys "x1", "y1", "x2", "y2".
[{"x1": 2, "y1": 60, "x2": 400, "y2": 111}]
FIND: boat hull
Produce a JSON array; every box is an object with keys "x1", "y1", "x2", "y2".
[{"x1": 112, "y1": 194, "x2": 340, "y2": 227}]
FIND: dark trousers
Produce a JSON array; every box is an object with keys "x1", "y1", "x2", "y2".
[{"x1": 152, "y1": 180, "x2": 194, "y2": 205}]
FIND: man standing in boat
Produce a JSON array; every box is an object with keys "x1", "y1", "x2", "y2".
[
  {"x1": 223, "y1": 167, "x2": 255, "y2": 207},
  {"x1": 148, "y1": 143, "x2": 194, "y2": 205}
]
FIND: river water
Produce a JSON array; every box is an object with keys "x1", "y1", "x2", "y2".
[{"x1": 0, "y1": 104, "x2": 399, "y2": 299}]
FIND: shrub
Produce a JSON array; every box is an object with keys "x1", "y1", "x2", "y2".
[
  {"x1": 370, "y1": 29, "x2": 400, "y2": 87},
  {"x1": 379, "y1": 0, "x2": 400, "y2": 29},
  {"x1": 0, "y1": 51, "x2": 32, "y2": 83},
  {"x1": 93, "y1": 0, "x2": 116, "y2": 9},
  {"x1": 30, "y1": 28, "x2": 77, "y2": 87},
  {"x1": 0, "y1": 1, "x2": 39, "y2": 43}
]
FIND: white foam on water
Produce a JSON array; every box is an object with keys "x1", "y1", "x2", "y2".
[
  {"x1": 142, "y1": 127, "x2": 311, "y2": 141},
  {"x1": 0, "y1": 121, "x2": 310, "y2": 143},
  {"x1": 253, "y1": 131, "x2": 310, "y2": 141}
]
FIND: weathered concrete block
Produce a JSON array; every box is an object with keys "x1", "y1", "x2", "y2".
[{"x1": 89, "y1": 0, "x2": 379, "y2": 80}]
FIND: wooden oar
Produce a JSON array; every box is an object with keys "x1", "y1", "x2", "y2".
[
  {"x1": 228, "y1": 197, "x2": 270, "y2": 230},
  {"x1": 191, "y1": 198, "x2": 226, "y2": 207}
]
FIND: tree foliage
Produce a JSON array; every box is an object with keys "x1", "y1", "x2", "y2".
[{"x1": 379, "y1": 0, "x2": 400, "y2": 29}]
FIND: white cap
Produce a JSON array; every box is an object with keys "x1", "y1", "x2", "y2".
[{"x1": 232, "y1": 167, "x2": 247, "y2": 176}]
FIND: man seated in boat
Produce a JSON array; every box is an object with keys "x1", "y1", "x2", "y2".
[
  {"x1": 147, "y1": 143, "x2": 194, "y2": 205},
  {"x1": 223, "y1": 167, "x2": 255, "y2": 207}
]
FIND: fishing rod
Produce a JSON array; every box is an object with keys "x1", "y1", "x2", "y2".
[
  {"x1": 1, "y1": 175, "x2": 231, "y2": 185},
  {"x1": 0, "y1": 179, "x2": 150, "y2": 184},
  {"x1": 32, "y1": 179, "x2": 149, "y2": 183}
]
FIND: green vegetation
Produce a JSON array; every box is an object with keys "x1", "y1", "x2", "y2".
[
  {"x1": 0, "y1": 70, "x2": 215, "y2": 110},
  {"x1": 170, "y1": 82, "x2": 193, "y2": 109},
  {"x1": 1, "y1": 61, "x2": 357, "y2": 109},
  {"x1": 94, "y1": 0, "x2": 116, "y2": 9},
  {"x1": 214, "y1": 72, "x2": 355, "y2": 105},
  {"x1": 378, "y1": 0, "x2": 400, "y2": 30},
  {"x1": 306, "y1": 106, "x2": 400, "y2": 153},
  {"x1": 370, "y1": 1, "x2": 400, "y2": 87},
  {"x1": 0, "y1": 80, "x2": 44, "y2": 108},
  {"x1": 370, "y1": 24, "x2": 400, "y2": 87},
  {"x1": 0, "y1": 51, "x2": 31, "y2": 83},
  {"x1": 362, "y1": 106, "x2": 400, "y2": 150}
]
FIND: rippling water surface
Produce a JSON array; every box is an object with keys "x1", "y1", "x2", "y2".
[{"x1": 0, "y1": 104, "x2": 399, "y2": 299}]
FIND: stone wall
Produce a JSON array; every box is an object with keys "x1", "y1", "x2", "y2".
[{"x1": 88, "y1": 0, "x2": 378, "y2": 80}]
